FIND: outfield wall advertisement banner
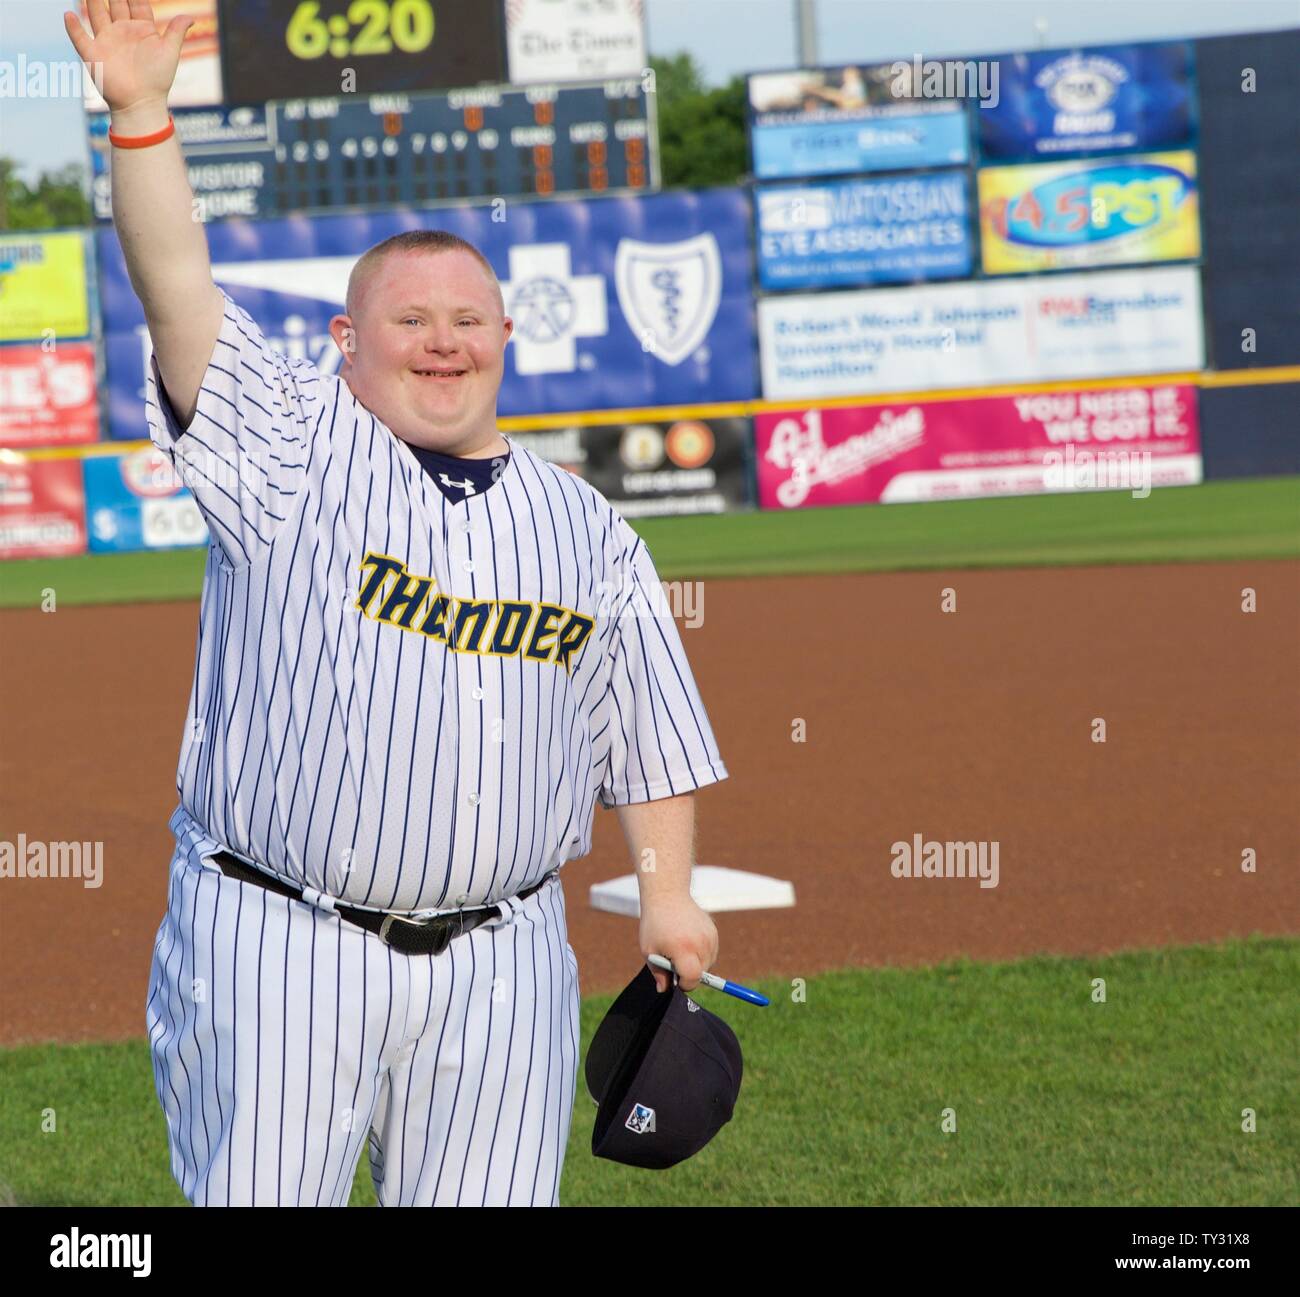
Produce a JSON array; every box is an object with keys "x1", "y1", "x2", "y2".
[
  {"x1": 578, "y1": 417, "x2": 751, "y2": 516},
  {"x1": 977, "y1": 41, "x2": 1196, "y2": 160},
  {"x1": 755, "y1": 383, "x2": 1201, "y2": 508},
  {"x1": 510, "y1": 417, "x2": 751, "y2": 517},
  {"x1": 758, "y1": 266, "x2": 1204, "y2": 400},
  {"x1": 0, "y1": 344, "x2": 100, "y2": 448},
  {"x1": 97, "y1": 188, "x2": 757, "y2": 438},
  {"x1": 978, "y1": 151, "x2": 1199, "y2": 273},
  {"x1": 748, "y1": 64, "x2": 969, "y2": 179},
  {"x1": 756, "y1": 173, "x2": 972, "y2": 290},
  {"x1": 0, "y1": 232, "x2": 91, "y2": 343},
  {"x1": 0, "y1": 458, "x2": 87, "y2": 559},
  {"x1": 82, "y1": 448, "x2": 208, "y2": 554}
]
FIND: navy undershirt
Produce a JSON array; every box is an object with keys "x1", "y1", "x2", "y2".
[{"x1": 404, "y1": 443, "x2": 510, "y2": 503}]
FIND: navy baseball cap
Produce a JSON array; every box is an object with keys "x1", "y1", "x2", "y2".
[{"x1": 585, "y1": 965, "x2": 743, "y2": 1169}]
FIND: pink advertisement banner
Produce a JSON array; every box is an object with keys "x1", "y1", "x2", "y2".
[{"x1": 755, "y1": 383, "x2": 1201, "y2": 509}]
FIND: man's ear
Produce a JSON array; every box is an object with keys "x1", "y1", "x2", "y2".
[
  {"x1": 502, "y1": 315, "x2": 514, "y2": 344},
  {"x1": 329, "y1": 314, "x2": 358, "y2": 363}
]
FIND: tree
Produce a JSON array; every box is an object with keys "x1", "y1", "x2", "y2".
[
  {"x1": 649, "y1": 54, "x2": 749, "y2": 190},
  {"x1": 0, "y1": 159, "x2": 91, "y2": 231},
  {"x1": 648, "y1": 51, "x2": 706, "y2": 104}
]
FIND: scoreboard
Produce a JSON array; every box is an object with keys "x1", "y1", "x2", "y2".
[{"x1": 89, "y1": 80, "x2": 656, "y2": 222}]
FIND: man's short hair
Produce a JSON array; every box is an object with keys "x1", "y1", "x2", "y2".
[{"x1": 346, "y1": 230, "x2": 504, "y2": 319}]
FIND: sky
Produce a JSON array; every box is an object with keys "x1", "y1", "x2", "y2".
[
  {"x1": 646, "y1": 0, "x2": 1300, "y2": 83},
  {"x1": 2, "y1": 0, "x2": 1298, "y2": 183}
]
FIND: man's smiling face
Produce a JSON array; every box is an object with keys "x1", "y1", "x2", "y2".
[{"x1": 329, "y1": 248, "x2": 513, "y2": 456}]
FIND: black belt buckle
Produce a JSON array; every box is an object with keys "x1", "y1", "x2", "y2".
[{"x1": 377, "y1": 910, "x2": 457, "y2": 955}]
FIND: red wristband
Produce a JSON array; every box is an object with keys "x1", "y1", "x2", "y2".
[{"x1": 108, "y1": 114, "x2": 176, "y2": 149}]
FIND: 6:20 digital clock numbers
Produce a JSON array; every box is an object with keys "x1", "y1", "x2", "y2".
[
  {"x1": 219, "y1": 0, "x2": 505, "y2": 103},
  {"x1": 283, "y1": 0, "x2": 435, "y2": 60}
]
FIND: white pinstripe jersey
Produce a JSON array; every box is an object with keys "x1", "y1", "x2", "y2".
[{"x1": 145, "y1": 289, "x2": 727, "y2": 913}]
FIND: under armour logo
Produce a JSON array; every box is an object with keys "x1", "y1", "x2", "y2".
[
  {"x1": 439, "y1": 474, "x2": 476, "y2": 495},
  {"x1": 625, "y1": 1102, "x2": 656, "y2": 1134},
  {"x1": 686, "y1": 999, "x2": 700, "y2": 1012}
]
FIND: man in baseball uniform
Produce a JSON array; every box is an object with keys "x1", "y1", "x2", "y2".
[{"x1": 67, "y1": 1, "x2": 727, "y2": 1207}]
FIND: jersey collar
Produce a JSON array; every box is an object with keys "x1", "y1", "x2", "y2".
[{"x1": 389, "y1": 427, "x2": 518, "y2": 508}]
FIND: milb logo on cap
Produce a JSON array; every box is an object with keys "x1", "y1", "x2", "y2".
[{"x1": 625, "y1": 1102, "x2": 656, "y2": 1135}]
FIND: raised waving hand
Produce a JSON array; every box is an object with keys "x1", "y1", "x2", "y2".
[{"x1": 63, "y1": 0, "x2": 193, "y2": 113}]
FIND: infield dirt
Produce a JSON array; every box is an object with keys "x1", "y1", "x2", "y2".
[{"x1": 2, "y1": 559, "x2": 1297, "y2": 1044}]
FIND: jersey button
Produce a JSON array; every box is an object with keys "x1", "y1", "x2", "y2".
[
  {"x1": 467, "y1": 792, "x2": 480, "y2": 806},
  {"x1": 462, "y1": 561, "x2": 474, "y2": 573},
  {"x1": 461, "y1": 519, "x2": 472, "y2": 532},
  {"x1": 471, "y1": 687, "x2": 483, "y2": 701}
]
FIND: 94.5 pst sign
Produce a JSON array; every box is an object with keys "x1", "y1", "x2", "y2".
[{"x1": 978, "y1": 151, "x2": 1200, "y2": 273}]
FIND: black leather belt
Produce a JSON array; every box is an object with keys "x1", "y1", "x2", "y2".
[{"x1": 211, "y1": 850, "x2": 554, "y2": 956}]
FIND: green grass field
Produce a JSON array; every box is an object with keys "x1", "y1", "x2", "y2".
[
  {"x1": 1, "y1": 477, "x2": 1297, "y2": 610},
  {"x1": 2, "y1": 938, "x2": 1295, "y2": 1207}
]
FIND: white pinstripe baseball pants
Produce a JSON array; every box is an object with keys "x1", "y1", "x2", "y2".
[{"x1": 146, "y1": 850, "x2": 580, "y2": 1206}]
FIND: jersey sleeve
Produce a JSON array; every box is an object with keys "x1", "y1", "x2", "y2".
[
  {"x1": 144, "y1": 287, "x2": 319, "y2": 567},
  {"x1": 597, "y1": 515, "x2": 728, "y2": 807}
]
